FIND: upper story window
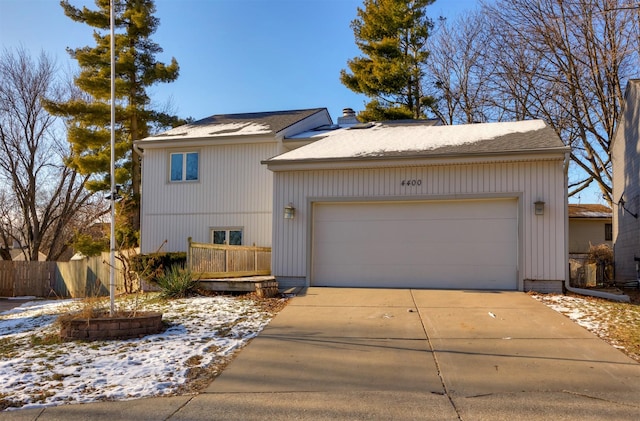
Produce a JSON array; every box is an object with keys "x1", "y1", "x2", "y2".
[{"x1": 170, "y1": 152, "x2": 199, "y2": 182}]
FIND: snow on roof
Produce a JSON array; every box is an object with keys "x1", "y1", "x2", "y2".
[
  {"x1": 568, "y1": 204, "x2": 612, "y2": 218},
  {"x1": 271, "y1": 119, "x2": 550, "y2": 161},
  {"x1": 145, "y1": 121, "x2": 272, "y2": 140},
  {"x1": 141, "y1": 108, "x2": 328, "y2": 141}
]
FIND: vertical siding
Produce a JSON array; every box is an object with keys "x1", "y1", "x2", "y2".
[
  {"x1": 141, "y1": 142, "x2": 277, "y2": 253},
  {"x1": 272, "y1": 159, "x2": 566, "y2": 285},
  {"x1": 612, "y1": 81, "x2": 640, "y2": 280}
]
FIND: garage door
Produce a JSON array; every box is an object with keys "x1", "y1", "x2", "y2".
[{"x1": 311, "y1": 199, "x2": 518, "y2": 289}]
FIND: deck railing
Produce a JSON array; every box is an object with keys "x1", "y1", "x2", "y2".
[{"x1": 187, "y1": 237, "x2": 271, "y2": 278}]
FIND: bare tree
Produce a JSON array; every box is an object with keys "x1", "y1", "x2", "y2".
[
  {"x1": 424, "y1": 1, "x2": 638, "y2": 202},
  {"x1": 482, "y1": 0, "x2": 639, "y2": 202},
  {"x1": 425, "y1": 12, "x2": 502, "y2": 124},
  {"x1": 0, "y1": 48, "x2": 106, "y2": 261}
]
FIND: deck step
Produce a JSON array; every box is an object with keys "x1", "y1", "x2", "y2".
[{"x1": 198, "y1": 276, "x2": 278, "y2": 297}]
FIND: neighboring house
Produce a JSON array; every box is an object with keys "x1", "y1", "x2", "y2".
[
  {"x1": 9, "y1": 249, "x2": 47, "y2": 262},
  {"x1": 134, "y1": 108, "x2": 332, "y2": 254},
  {"x1": 264, "y1": 119, "x2": 570, "y2": 293},
  {"x1": 568, "y1": 204, "x2": 612, "y2": 254},
  {"x1": 6, "y1": 239, "x2": 47, "y2": 261},
  {"x1": 611, "y1": 80, "x2": 640, "y2": 281}
]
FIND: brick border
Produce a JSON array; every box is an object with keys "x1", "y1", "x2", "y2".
[{"x1": 59, "y1": 311, "x2": 164, "y2": 341}]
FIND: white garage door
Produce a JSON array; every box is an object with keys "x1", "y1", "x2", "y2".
[{"x1": 311, "y1": 199, "x2": 518, "y2": 289}]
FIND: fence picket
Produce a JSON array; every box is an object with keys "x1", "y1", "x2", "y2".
[
  {"x1": 187, "y1": 241, "x2": 271, "y2": 278},
  {"x1": 0, "y1": 251, "x2": 132, "y2": 298}
]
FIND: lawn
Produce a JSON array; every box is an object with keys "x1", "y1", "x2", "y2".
[{"x1": 0, "y1": 293, "x2": 288, "y2": 411}]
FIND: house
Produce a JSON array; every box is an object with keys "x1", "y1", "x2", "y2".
[
  {"x1": 138, "y1": 107, "x2": 570, "y2": 293},
  {"x1": 568, "y1": 204, "x2": 612, "y2": 254},
  {"x1": 134, "y1": 108, "x2": 333, "y2": 254},
  {"x1": 9, "y1": 249, "x2": 47, "y2": 261},
  {"x1": 611, "y1": 80, "x2": 640, "y2": 281},
  {"x1": 264, "y1": 119, "x2": 570, "y2": 293}
]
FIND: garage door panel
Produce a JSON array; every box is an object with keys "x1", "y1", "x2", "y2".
[
  {"x1": 314, "y1": 241, "x2": 513, "y2": 267},
  {"x1": 312, "y1": 200, "x2": 518, "y2": 290},
  {"x1": 315, "y1": 218, "x2": 514, "y2": 245}
]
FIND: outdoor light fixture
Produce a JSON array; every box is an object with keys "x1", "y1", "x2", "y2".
[
  {"x1": 284, "y1": 203, "x2": 296, "y2": 219},
  {"x1": 617, "y1": 195, "x2": 638, "y2": 219},
  {"x1": 534, "y1": 200, "x2": 545, "y2": 216}
]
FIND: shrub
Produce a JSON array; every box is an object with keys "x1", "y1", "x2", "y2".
[
  {"x1": 156, "y1": 265, "x2": 198, "y2": 299},
  {"x1": 131, "y1": 252, "x2": 187, "y2": 284},
  {"x1": 587, "y1": 243, "x2": 613, "y2": 265}
]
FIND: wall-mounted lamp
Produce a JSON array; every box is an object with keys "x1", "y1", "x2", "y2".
[
  {"x1": 284, "y1": 203, "x2": 296, "y2": 220},
  {"x1": 617, "y1": 195, "x2": 638, "y2": 219},
  {"x1": 534, "y1": 200, "x2": 545, "y2": 216}
]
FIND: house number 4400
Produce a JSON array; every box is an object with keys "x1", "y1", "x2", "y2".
[{"x1": 401, "y1": 179, "x2": 422, "y2": 186}]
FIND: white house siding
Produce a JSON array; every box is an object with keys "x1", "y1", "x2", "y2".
[
  {"x1": 612, "y1": 80, "x2": 640, "y2": 280},
  {"x1": 141, "y1": 142, "x2": 278, "y2": 253},
  {"x1": 272, "y1": 159, "x2": 566, "y2": 290}
]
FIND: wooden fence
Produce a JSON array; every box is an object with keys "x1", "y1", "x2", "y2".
[
  {"x1": 0, "y1": 252, "x2": 129, "y2": 298},
  {"x1": 187, "y1": 238, "x2": 271, "y2": 278}
]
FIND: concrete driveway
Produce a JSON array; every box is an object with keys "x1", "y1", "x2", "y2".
[
  {"x1": 192, "y1": 288, "x2": 640, "y2": 420},
  {"x1": 5, "y1": 288, "x2": 640, "y2": 420}
]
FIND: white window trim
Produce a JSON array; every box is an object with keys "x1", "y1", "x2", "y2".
[
  {"x1": 210, "y1": 227, "x2": 244, "y2": 245},
  {"x1": 169, "y1": 150, "x2": 199, "y2": 183}
]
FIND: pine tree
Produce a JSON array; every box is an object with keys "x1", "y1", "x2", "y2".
[
  {"x1": 45, "y1": 0, "x2": 181, "y2": 240},
  {"x1": 340, "y1": 0, "x2": 436, "y2": 120}
]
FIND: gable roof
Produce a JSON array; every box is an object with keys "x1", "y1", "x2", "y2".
[
  {"x1": 140, "y1": 108, "x2": 330, "y2": 142},
  {"x1": 267, "y1": 119, "x2": 568, "y2": 164},
  {"x1": 568, "y1": 204, "x2": 612, "y2": 219}
]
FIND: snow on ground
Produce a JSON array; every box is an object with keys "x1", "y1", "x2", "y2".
[
  {"x1": 1, "y1": 292, "x2": 635, "y2": 411},
  {"x1": 533, "y1": 294, "x2": 605, "y2": 332},
  {"x1": 0, "y1": 295, "x2": 282, "y2": 411},
  {"x1": 532, "y1": 293, "x2": 639, "y2": 356}
]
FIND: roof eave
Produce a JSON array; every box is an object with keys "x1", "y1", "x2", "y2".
[
  {"x1": 135, "y1": 133, "x2": 277, "y2": 149},
  {"x1": 263, "y1": 147, "x2": 570, "y2": 170}
]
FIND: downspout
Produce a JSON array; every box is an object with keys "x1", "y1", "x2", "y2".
[
  {"x1": 133, "y1": 142, "x2": 145, "y2": 253},
  {"x1": 563, "y1": 153, "x2": 630, "y2": 302}
]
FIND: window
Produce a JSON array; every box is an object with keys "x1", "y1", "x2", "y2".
[
  {"x1": 605, "y1": 223, "x2": 612, "y2": 241},
  {"x1": 211, "y1": 228, "x2": 243, "y2": 245},
  {"x1": 170, "y1": 152, "x2": 199, "y2": 182}
]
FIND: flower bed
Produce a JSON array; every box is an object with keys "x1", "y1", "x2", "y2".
[{"x1": 59, "y1": 311, "x2": 164, "y2": 341}]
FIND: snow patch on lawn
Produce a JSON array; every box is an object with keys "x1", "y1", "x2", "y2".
[
  {"x1": 0, "y1": 295, "x2": 279, "y2": 411},
  {"x1": 533, "y1": 294, "x2": 611, "y2": 340}
]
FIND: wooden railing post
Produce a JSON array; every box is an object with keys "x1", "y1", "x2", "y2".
[{"x1": 187, "y1": 237, "x2": 192, "y2": 271}]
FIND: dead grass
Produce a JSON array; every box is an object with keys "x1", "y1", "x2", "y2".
[{"x1": 536, "y1": 289, "x2": 640, "y2": 363}]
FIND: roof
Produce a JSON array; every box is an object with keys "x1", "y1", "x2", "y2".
[
  {"x1": 141, "y1": 108, "x2": 329, "y2": 141},
  {"x1": 568, "y1": 204, "x2": 612, "y2": 219},
  {"x1": 267, "y1": 119, "x2": 568, "y2": 163}
]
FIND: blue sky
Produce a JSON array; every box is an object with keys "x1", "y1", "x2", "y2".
[
  {"x1": 0, "y1": 0, "x2": 479, "y2": 122},
  {"x1": 1, "y1": 0, "x2": 603, "y2": 203}
]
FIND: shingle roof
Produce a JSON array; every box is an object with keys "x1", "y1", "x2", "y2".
[
  {"x1": 142, "y1": 108, "x2": 328, "y2": 141},
  {"x1": 568, "y1": 204, "x2": 612, "y2": 218},
  {"x1": 268, "y1": 120, "x2": 568, "y2": 163}
]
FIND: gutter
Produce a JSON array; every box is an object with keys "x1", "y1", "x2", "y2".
[
  {"x1": 562, "y1": 152, "x2": 630, "y2": 303},
  {"x1": 133, "y1": 142, "x2": 145, "y2": 158}
]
